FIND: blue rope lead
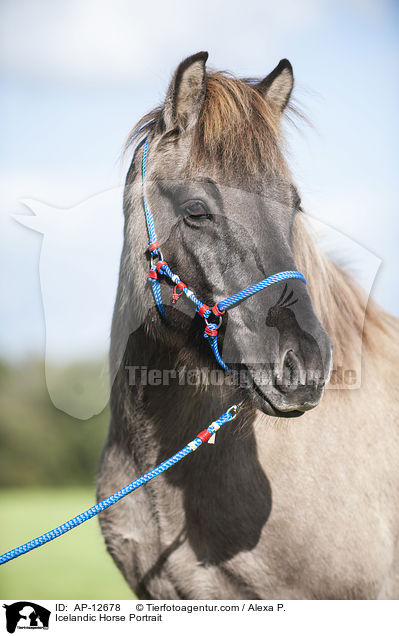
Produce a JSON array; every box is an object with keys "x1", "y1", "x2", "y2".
[
  {"x1": 203, "y1": 325, "x2": 229, "y2": 371},
  {"x1": 0, "y1": 403, "x2": 242, "y2": 566}
]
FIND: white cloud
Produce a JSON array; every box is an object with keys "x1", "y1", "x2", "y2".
[{"x1": 0, "y1": 0, "x2": 324, "y2": 84}]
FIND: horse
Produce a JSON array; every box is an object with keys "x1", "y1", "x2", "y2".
[{"x1": 97, "y1": 52, "x2": 399, "y2": 599}]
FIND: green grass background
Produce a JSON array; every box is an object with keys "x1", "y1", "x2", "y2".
[
  {"x1": 0, "y1": 361, "x2": 136, "y2": 599},
  {"x1": 0, "y1": 488, "x2": 133, "y2": 599}
]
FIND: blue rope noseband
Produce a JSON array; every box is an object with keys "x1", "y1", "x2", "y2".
[{"x1": 143, "y1": 137, "x2": 306, "y2": 370}]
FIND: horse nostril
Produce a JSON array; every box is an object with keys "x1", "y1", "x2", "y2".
[{"x1": 280, "y1": 350, "x2": 302, "y2": 393}]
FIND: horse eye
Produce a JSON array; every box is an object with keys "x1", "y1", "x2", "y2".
[{"x1": 184, "y1": 201, "x2": 210, "y2": 218}]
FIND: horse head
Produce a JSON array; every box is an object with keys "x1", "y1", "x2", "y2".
[{"x1": 121, "y1": 52, "x2": 333, "y2": 417}]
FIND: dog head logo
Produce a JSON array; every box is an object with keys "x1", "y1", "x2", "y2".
[{"x1": 3, "y1": 602, "x2": 50, "y2": 633}]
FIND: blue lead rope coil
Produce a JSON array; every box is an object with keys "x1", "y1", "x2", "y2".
[{"x1": 0, "y1": 403, "x2": 241, "y2": 566}]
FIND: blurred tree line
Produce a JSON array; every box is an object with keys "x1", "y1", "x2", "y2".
[{"x1": 0, "y1": 359, "x2": 109, "y2": 487}]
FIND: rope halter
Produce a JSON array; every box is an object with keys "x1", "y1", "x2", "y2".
[{"x1": 142, "y1": 137, "x2": 306, "y2": 370}]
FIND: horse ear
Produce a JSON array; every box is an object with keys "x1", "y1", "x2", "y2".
[
  {"x1": 163, "y1": 51, "x2": 208, "y2": 131},
  {"x1": 255, "y1": 59, "x2": 294, "y2": 112}
]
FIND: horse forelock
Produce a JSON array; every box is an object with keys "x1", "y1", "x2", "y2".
[{"x1": 192, "y1": 72, "x2": 287, "y2": 178}]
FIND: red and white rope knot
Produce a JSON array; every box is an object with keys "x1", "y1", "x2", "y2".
[{"x1": 172, "y1": 285, "x2": 184, "y2": 303}]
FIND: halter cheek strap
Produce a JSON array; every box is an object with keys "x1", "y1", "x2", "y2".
[{"x1": 142, "y1": 137, "x2": 306, "y2": 370}]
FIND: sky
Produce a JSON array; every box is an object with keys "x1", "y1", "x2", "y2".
[{"x1": 0, "y1": 0, "x2": 398, "y2": 364}]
